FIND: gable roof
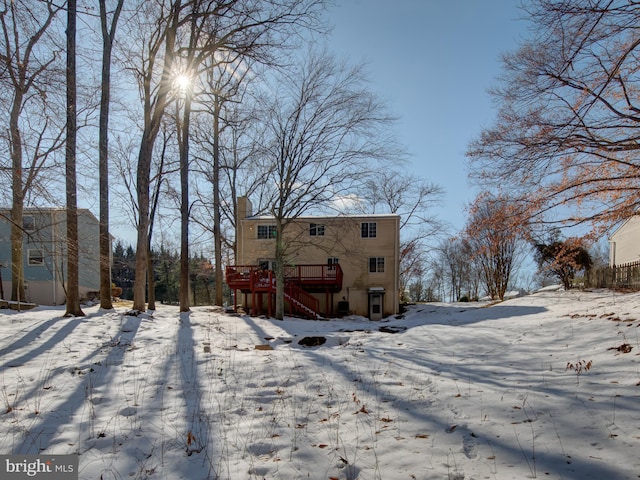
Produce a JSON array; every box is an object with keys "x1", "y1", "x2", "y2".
[
  {"x1": 609, "y1": 214, "x2": 640, "y2": 241},
  {"x1": 243, "y1": 213, "x2": 400, "y2": 221}
]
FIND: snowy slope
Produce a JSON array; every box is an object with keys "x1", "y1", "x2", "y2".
[{"x1": 1, "y1": 288, "x2": 639, "y2": 479}]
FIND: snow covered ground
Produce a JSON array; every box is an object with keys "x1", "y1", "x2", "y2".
[{"x1": 1, "y1": 288, "x2": 639, "y2": 480}]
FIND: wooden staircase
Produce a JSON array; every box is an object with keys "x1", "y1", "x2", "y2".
[
  {"x1": 252, "y1": 269, "x2": 320, "y2": 319},
  {"x1": 282, "y1": 281, "x2": 320, "y2": 319}
]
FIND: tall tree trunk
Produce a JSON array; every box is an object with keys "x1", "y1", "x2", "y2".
[
  {"x1": 146, "y1": 140, "x2": 166, "y2": 311},
  {"x1": 274, "y1": 218, "x2": 285, "y2": 320},
  {"x1": 147, "y1": 243, "x2": 156, "y2": 309},
  {"x1": 3, "y1": 0, "x2": 64, "y2": 305},
  {"x1": 213, "y1": 93, "x2": 223, "y2": 306},
  {"x1": 64, "y1": 0, "x2": 84, "y2": 317},
  {"x1": 132, "y1": 2, "x2": 180, "y2": 313},
  {"x1": 9, "y1": 90, "x2": 25, "y2": 303},
  {"x1": 98, "y1": 0, "x2": 124, "y2": 310},
  {"x1": 179, "y1": 94, "x2": 192, "y2": 312},
  {"x1": 132, "y1": 138, "x2": 152, "y2": 312}
]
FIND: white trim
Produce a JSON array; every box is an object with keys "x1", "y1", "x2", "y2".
[{"x1": 27, "y1": 249, "x2": 44, "y2": 266}]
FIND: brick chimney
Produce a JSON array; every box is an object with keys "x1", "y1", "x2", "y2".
[{"x1": 237, "y1": 196, "x2": 252, "y2": 223}]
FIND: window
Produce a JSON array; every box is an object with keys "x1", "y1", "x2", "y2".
[
  {"x1": 23, "y1": 216, "x2": 35, "y2": 232},
  {"x1": 28, "y1": 249, "x2": 44, "y2": 266},
  {"x1": 310, "y1": 223, "x2": 325, "y2": 236},
  {"x1": 369, "y1": 257, "x2": 384, "y2": 273},
  {"x1": 328, "y1": 257, "x2": 339, "y2": 270},
  {"x1": 258, "y1": 259, "x2": 275, "y2": 271},
  {"x1": 361, "y1": 222, "x2": 377, "y2": 238},
  {"x1": 257, "y1": 225, "x2": 276, "y2": 239}
]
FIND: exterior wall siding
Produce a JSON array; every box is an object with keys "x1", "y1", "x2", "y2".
[
  {"x1": 0, "y1": 218, "x2": 11, "y2": 301},
  {"x1": 0, "y1": 208, "x2": 102, "y2": 305},
  {"x1": 77, "y1": 210, "x2": 101, "y2": 297},
  {"x1": 609, "y1": 216, "x2": 640, "y2": 266}
]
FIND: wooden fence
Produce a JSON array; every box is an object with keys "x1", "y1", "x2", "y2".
[{"x1": 585, "y1": 260, "x2": 640, "y2": 290}]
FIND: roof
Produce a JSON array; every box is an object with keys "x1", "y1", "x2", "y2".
[
  {"x1": 609, "y1": 214, "x2": 640, "y2": 241},
  {"x1": 244, "y1": 213, "x2": 401, "y2": 221},
  {"x1": 0, "y1": 208, "x2": 100, "y2": 225}
]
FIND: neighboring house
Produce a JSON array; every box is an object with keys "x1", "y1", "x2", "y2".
[
  {"x1": 226, "y1": 196, "x2": 400, "y2": 320},
  {"x1": 0, "y1": 208, "x2": 102, "y2": 305},
  {"x1": 609, "y1": 215, "x2": 640, "y2": 267}
]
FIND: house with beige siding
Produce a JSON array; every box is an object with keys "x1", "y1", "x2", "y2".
[
  {"x1": 609, "y1": 215, "x2": 640, "y2": 266},
  {"x1": 0, "y1": 208, "x2": 102, "y2": 305},
  {"x1": 226, "y1": 196, "x2": 400, "y2": 319}
]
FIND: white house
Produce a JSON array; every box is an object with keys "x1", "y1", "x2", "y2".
[{"x1": 609, "y1": 215, "x2": 640, "y2": 266}]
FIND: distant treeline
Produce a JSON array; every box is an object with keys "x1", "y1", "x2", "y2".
[{"x1": 112, "y1": 241, "x2": 221, "y2": 306}]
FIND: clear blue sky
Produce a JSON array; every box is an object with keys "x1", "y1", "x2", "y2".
[{"x1": 326, "y1": 0, "x2": 529, "y2": 233}]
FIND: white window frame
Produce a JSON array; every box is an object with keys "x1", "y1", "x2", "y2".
[
  {"x1": 369, "y1": 257, "x2": 384, "y2": 273},
  {"x1": 23, "y1": 215, "x2": 35, "y2": 232},
  {"x1": 28, "y1": 249, "x2": 44, "y2": 266},
  {"x1": 257, "y1": 225, "x2": 276, "y2": 239},
  {"x1": 361, "y1": 222, "x2": 377, "y2": 238},
  {"x1": 310, "y1": 223, "x2": 325, "y2": 236}
]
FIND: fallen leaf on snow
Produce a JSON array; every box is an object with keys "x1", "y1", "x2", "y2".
[{"x1": 608, "y1": 343, "x2": 633, "y2": 353}]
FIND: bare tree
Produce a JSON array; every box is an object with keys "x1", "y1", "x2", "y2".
[
  {"x1": 0, "y1": 0, "x2": 65, "y2": 303},
  {"x1": 357, "y1": 170, "x2": 443, "y2": 302},
  {"x1": 108, "y1": 113, "x2": 177, "y2": 309},
  {"x1": 177, "y1": 87, "x2": 193, "y2": 312},
  {"x1": 219, "y1": 97, "x2": 273, "y2": 259},
  {"x1": 255, "y1": 51, "x2": 401, "y2": 319},
  {"x1": 97, "y1": 0, "x2": 124, "y2": 310},
  {"x1": 126, "y1": 0, "x2": 180, "y2": 312},
  {"x1": 151, "y1": 126, "x2": 177, "y2": 310},
  {"x1": 174, "y1": 2, "x2": 199, "y2": 313},
  {"x1": 468, "y1": 1, "x2": 640, "y2": 233},
  {"x1": 465, "y1": 193, "x2": 526, "y2": 301},
  {"x1": 64, "y1": 0, "x2": 83, "y2": 316},
  {"x1": 190, "y1": 55, "x2": 265, "y2": 307},
  {"x1": 124, "y1": 0, "x2": 326, "y2": 312},
  {"x1": 191, "y1": 92, "x2": 271, "y2": 303},
  {"x1": 435, "y1": 237, "x2": 472, "y2": 302},
  {"x1": 199, "y1": 55, "x2": 251, "y2": 307}
]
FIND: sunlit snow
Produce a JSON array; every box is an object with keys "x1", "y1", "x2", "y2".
[{"x1": 1, "y1": 288, "x2": 639, "y2": 479}]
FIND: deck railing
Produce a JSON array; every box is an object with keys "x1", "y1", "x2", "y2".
[
  {"x1": 224, "y1": 265, "x2": 254, "y2": 289},
  {"x1": 283, "y1": 281, "x2": 320, "y2": 318},
  {"x1": 283, "y1": 264, "x2": 343, "y2": 286},
  {"x1": 225, "y1": 264, "x2": 343, "y2": 290}
]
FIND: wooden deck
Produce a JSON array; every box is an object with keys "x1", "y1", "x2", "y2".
[
  {"x1": 225, "y1": 264, "x2": 343, "y2": 293},
  {"x1": 225, "y1": 264, "x2": 343, "y2": 318}
]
